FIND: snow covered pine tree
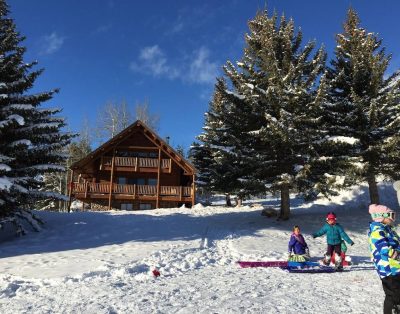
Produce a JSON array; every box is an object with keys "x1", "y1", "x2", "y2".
[
  {"x1": 0, "y1": 0, "x2": 74, "y2": 231},
  {"x1": 321, "y1": 9, "x2": 400, "y2": 204},
  {"x1": 196, "y1": 10, "x2": 327, "y2": 219}
]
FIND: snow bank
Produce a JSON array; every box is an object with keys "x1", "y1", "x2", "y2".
[{"x1": 0, "y1": 182, "x2": 397, "y2": 313}]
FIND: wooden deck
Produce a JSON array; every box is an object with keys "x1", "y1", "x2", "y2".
[
  {"x1": 100, "y1": 157, "x2": 171, "y2": 173},
  {"x1": 71, "y1": 182, "x2": 192, "y2": 202}
]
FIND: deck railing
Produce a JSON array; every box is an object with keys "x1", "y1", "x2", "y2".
[
  {"x1": 72, "y1": 182, "x2": 191, "y2": 198},
  {"x1": 101, "y1": 156, "x2": 171, "y2": 170},
  {"x1": 89, "y1": 183, "x2": 110, "y2": 193}
]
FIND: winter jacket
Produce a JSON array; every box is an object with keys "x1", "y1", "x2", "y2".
[
  {"x1": 312, "y1": 223, "x2": 354, "y2": 246},
  {"x1": 288, "y1": 234, "x2": 308, "y2": 255},
  {"x1": 368, "y1": 221, "x2": 400, "y2": 279}
]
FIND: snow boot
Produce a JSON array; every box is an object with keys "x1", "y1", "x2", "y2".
[
  {"x1": 334, "y1": 253, "x2": 343, "y2": 271},
  {"x1": 321, "y1": 254, "x2": 331, "y2": 266}
]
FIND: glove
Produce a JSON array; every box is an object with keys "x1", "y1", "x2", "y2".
[
  {"x1": 351, "y1": 242, "x2": 354, "y2": 246},
  {"x1": 312, "y1": 235, "x2": 317, "y2": 239}
]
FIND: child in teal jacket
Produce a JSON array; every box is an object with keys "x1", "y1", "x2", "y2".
[{"x1": 312, "y1": 212, "x2": 354, "y2": 268}]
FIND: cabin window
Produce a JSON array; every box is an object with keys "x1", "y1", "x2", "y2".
[
  {"x1": 148, "y1": 178, "x2": 157, "y2": 186},
  {"x1": 127, "y1": 178, "x2": 136, "y2": 185},
  {"x1": 136, "y1": 178, "x2": 146, "y2": 185},
  {"x1": 139, "y1": 203, "x2": 152, "y2": 210},
  {"x1": 121, "y1": 203, "x2": 133, "y2": 211},
  {"x1": 117, "y1": 177, "x2": 126, "y2": 184}
]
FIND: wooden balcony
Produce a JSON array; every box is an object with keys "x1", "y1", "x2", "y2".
[
  {"x1": 71, "y1": 182, "x2": 193, "y2": 202},
  {"x1": 100, "y1": 156, "x2": 172, "y2": 173}
]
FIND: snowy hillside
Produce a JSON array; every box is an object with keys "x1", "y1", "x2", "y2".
[{"x1": 0, "y1": 182, "x2": 398, "y2": 313}]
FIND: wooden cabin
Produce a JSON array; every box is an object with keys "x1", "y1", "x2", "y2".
[{"x1": 67, "y1": 120, "x2": 196, "y2": 211}]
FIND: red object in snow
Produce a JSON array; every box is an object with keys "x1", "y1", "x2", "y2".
[
  {"x1": 152, "y1": 269, "x2": 161, "y2": 277},
  {"x1": 330, "y1": 252, "x2": 350, "y2": 267}
]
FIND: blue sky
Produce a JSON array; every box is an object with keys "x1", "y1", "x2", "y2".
[{"x1": 7, "y1": 0, "x2": 400, "y2": 151}]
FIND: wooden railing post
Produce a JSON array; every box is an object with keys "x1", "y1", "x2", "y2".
[
  {"x1": 134, "y1": 157, "x2": 138, "y2": 172},
  {"x1": 156, "y1": 148, "x2": 161, "y2": 208},
  {"x1": 192, "y1": 174, "x2": 196, "y2": 207},
  {"x1": 108, "y1": 149, "x2": 116, "y2": 210},
  {"x1": 67, "y1": 169, "x2": 74, "y2": 213},
  {"x1": 84, "y1": 181, "x2": 88, "y2": 198},
  {"x1": 133, "y1": 184, "x2": 136, "y2": 200},
  {"x1": 180, "y1": 186, "x2": 183, "y2": 201}
]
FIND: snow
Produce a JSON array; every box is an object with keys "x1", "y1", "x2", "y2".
[
  {"x1": 225, "y1": 89, "x2": 245, "y2": 100},
  {"x1": 0, "y1": 177, "x2": 12, "y2": 191},
  {"x1": 318, "y1": 136, "x2": 359, "y2": 145},
  {"x1": 0, "y1": 164, "x2": 11, "y2": 172},
  {"x1": 0, "y1": 182, "x2": 398, "y2": 313},
  {"x1": 9, "y1": 139, "x2": 31, "y2": 147}
]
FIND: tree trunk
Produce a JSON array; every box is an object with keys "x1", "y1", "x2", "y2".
[
  {"x1": 367, "y1": 174, "x2": 380, "y2": 204},
  {"x1": 225, "y1": 193, "x2": 232, "y2": 207},
  {"x1": 235, "y1": 197, "x2": 243, "y2": 207},
  {"x1": 280, "y1": 184, "x2": 290, "y2": 220}
]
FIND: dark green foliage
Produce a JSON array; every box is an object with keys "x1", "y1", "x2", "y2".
[
  {"x1": 321, "y1": 9, "x2": 400, "y2": 203},
  {"x1": 0, "y1": 0, "x2": 75, "y2": 217}
]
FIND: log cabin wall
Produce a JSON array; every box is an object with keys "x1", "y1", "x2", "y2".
[{"x1": 68, "y1": 120, "x2": 196, "y2": 211}]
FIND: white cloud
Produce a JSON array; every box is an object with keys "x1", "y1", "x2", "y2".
[
  {"x1": 40, "y1": 32, "x2": 64, "y2": 55},
  {"x1": 187, "y1": 47, "x2": 218, "y2": 84},
  {"x1": 130, "y1": 45, "x2": 218, "y2": 84},
  {"x1": 94, "y1": 23, "x2": 112, "y2": 34},
  {"x1": 171, "y1": 22, "x2": 184, "y2": 34},
  {"x1": 130, "y1": 45, "x2": 179, "y2": 79}
]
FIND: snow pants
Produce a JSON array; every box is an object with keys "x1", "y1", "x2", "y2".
[
  {"x1": 381, "y1": 274, "x2": 400, "y2": 314},
  {"x1": 326, "y1": 244, "x2": 341, "y2": 256}
]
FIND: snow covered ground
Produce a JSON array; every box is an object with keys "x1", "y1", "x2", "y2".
[{"x1": 0, "y1": 182, "x2": 398, "y2": 313}]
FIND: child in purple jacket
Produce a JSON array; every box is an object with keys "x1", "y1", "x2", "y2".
[{"x1": 288, "y1": 225, "x2": 310, "y2": 262}]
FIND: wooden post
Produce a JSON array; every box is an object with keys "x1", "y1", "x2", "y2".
[
  {"x1": 191, "y1": 174, "x2": 196, "y2": 207},
  {"x1": 133, "y1": 184, "x2": 136, "y2": 200},
  {"x1": 134, "y1": 157, "x2": 138, "y2": 172},
  {"x1": 180, "y1": 186, "x2": 183, "y2": 201},
  {"x1": 84, "y1": 180, "x2": 88, "y2": 198},
  {"x1": 108, "y1": 150, "x2": 116, "y2": 210},
  {"x1": 156, "y1": 148, "x2": 161, "y2": 208},
  {"x1": 67, "y1": 169, "x2": 74, "y2": 213}
]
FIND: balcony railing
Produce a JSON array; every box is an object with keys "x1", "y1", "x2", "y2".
[
  {"x1": 71, "y1": 182, "x2": 192, "y2": 198},
  {"x1": 100, "y1": 156, "x2": 171, "y2": 171}
]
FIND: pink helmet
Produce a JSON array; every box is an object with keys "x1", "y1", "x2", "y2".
[
  {"x1": 369, "y1": 204, "x2": 396, "y2": 222},
  {"x1": 326, "y1": 212, "x2": 336, "y2": 221}
]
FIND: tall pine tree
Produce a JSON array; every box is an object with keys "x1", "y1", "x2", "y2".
[
  {"x1": 0, "y1": 1, "x2": 74, "y2": 222},
  {"x1": 229, "y1": 11, "x2": 326, "y2": 218},
  {"x1": 195, "y1": 11, "x2": 327, "y2": 218},
  {"x1": 323, "y1": 9, "x2": 400, "y2": 204}
]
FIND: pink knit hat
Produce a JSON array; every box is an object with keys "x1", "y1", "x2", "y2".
[{"x1": 369, "y1": 204, "x2": 395, "y2": 222}]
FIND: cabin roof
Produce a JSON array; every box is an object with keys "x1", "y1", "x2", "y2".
[{"x1": 70, "y1": 120, "x2": 197, "y2": 174}]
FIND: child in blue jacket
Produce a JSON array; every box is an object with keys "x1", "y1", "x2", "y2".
[
  {"x1": 368, "y1": 204, "x2": 400, "y2": 314},
  {"x1": 312, "y1": 212, "x2": 354, "y2": 269},
  {"x1": 288, "y1": 225, "x2": 310, "y2": 262}
]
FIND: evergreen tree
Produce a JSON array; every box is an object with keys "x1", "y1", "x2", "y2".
[
  {"x1": 0, "y1": 1, "x2": 74, "y2": 222},
  {"x1": 194, "y1": 79, "x2": 262, "y2": 206},
  {"x1": 223, "y1": 11, "x2": 326, "y2": 218},
  {"x1": 323, "y1": 9, "x2": 400, "y2": 204}
]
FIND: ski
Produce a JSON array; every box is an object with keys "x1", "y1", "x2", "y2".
[
  {"x1": 286, "y1": 264, "x2": 375, "y2": 273},
  {"x1": 237, "y1": 261, "x2": 288, "y2": 268},
  {"x1": 237, "y1": 261, "x2": 320, "y2": 268}
]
